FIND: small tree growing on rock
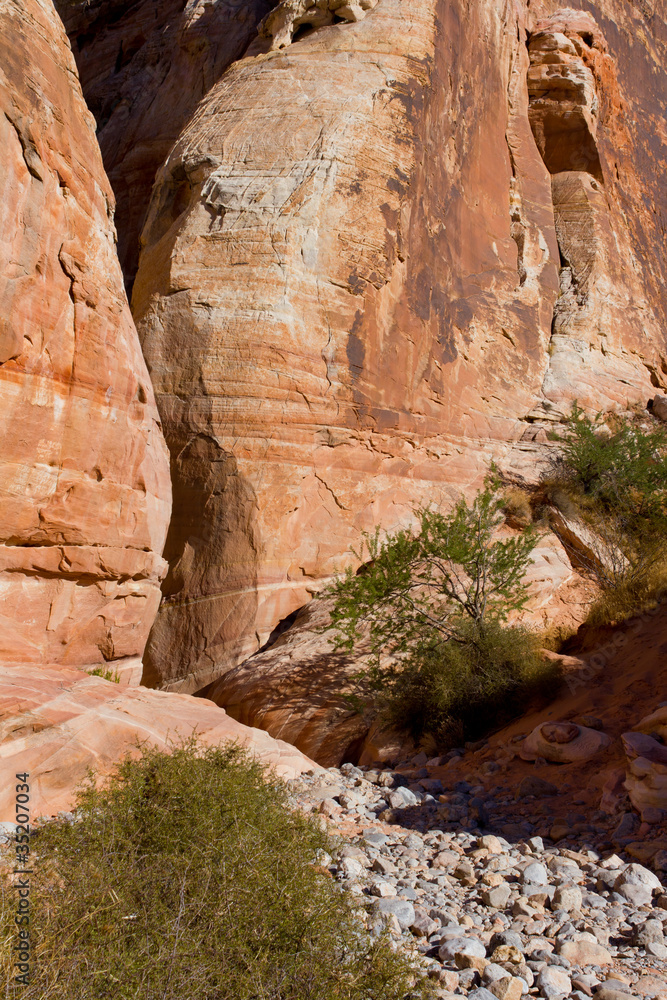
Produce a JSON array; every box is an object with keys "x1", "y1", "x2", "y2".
[
  {"x1": 323, "y1": 479, "x2": 557, "y2": 747},
  {"x1": 327, "y1": 477, "x2": 539, "y2": 659}
]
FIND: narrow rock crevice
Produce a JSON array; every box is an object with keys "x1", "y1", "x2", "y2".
[
  {"x1": 58, "y1": 0, "x2": 274, "y2": 295},
  {"x1": 524, "y1": 12, "x2": 610, "y2": 419},
  {"x1": 507, "y1": 146, "x2": 528, "y2": 288}
]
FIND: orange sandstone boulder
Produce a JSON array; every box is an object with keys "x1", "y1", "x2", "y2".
[
  {"x1": 0, "y1": 661, "x2": 318, "y2": 820},
  {"x1": 0, "y1": 0, "x2": 171, "y2": 670}
]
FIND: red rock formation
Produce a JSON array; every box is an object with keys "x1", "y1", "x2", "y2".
[
  {"x1": 133, "y1": 0, "x2": 557, "y2": 692},
  {"x1": 130, "y1": 0, "x2": 667, "y2": 702},
  {"x1": 0, "y1": 662, "x2": 317, "y2": 820},
  {"x1": 258, "y1": 0, "x2": 379, "y2": 49},
  {"x1": 0, "y1": 0, "x2": 171, "y2": 670},
  {"x1": 58, "y1": 0, "x2": 275, "y2": 291},
  {"x1": 524, "y1": 8, "x2": 665, "y2": 417}
]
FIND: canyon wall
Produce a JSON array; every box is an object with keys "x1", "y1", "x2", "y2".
[
  {"x1": 0, "y1": 0, "x2": 171, "y2": 671},
  {"x1": 57, "y1": 0, "x2": 275, "y2": 293},
  {"x1": 125, "y1": 0, "x2": 667, "y2": 695}
]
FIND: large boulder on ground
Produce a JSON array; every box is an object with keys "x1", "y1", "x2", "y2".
[
  {"x1": 0, "y1": 661, "x2": 317, "y2": 820},
  {"x1": 633, "y1": 707, "x2": 667, "y2": 743},
  {"x1": 521, "y1": 722, "x2": 612, "y2": 763}
]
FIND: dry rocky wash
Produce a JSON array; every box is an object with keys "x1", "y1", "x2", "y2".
[{"x1": 284, "y1": 753, "x2": 667, "y2": 999}]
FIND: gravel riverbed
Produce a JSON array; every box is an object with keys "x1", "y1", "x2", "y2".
[{"x1": 288, "y1": 755, "x2": 667, "y2": 1000}]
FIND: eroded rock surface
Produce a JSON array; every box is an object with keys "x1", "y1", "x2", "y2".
[
  {"x1": 58, "y1": 0, "x2": 274, "y2": 292},
  {"x1": 0, "y1": 662, "x2": 317, "y2": 819},
  {"x1": 258, "y1": 0, "x2": 379, "y2": 50},
  {"x1": 204, "y1": 599, "x2": 374, "y2": 767},
  {"x1": 525, "y1": 9, "x2": 665, "y2": 417},
  {"x1": 133, "y1": 0, "x2": 560, "y2": 691},
  {"x1": 0, "y1": 0, "x2": 171, "y2": 669},
  {"x1": 130, "y1": 0, "x2": 667, "y2": 697}
]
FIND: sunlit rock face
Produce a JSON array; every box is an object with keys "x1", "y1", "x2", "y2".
[
  {"x1": 0, "y1": 0, "x2": 171, "y2": 670},
  {"x1": 133, "y1": 0, "x2": 558, "y2": 693},
  {"x1": 524, "y1": 8, "x2": 665, "y2": 418},
  {"x1": 128, "y1": 0, "x2": 667, "y2": 710}
]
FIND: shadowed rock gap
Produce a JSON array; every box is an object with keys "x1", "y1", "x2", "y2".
[{"x1": 57, "y1": 0, "x2": 274, "y2": 294}]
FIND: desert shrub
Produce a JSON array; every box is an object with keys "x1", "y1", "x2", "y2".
[
  {"x1": 539, "y1": 621, "x2": 578, "y2": 653},
  {"x1": 548, "y1": 402, "x2": 667, "y2": 520},
  {"x1": 380, "y1": 620, "x2": 561, "y2": 748},
  {"x1": 327, "y1": 478, "x2": 539, "y2": 659},
  {"x1": 584, "y1": 557, "x2": 667, "y2": 627},
  {"x1": 0, "y1": 740, "x2": 429, "y2": 1000},
  {"x1": 543, "y1": 403, "x2": 667, "y2": 612},
  {"x1": 323, "y1": 479, "x2": 557, "y2": 748},
  {"x1": 502, "y1": 486, "x2": 533, "y2": 527},
  {"x1": 529, "y1": 478, "x2": 580, "y2": 523}
]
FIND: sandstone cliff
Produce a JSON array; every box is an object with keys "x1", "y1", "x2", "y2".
[
  {"x1": 125, "y1": 0, "x2": 667, "y2": 697},
  {"x1": 0, "y1": 0, "x2": 171, "y2": 672},
  {"x1": 57, "y1": 0, "x2": 275, "y2": 293}
]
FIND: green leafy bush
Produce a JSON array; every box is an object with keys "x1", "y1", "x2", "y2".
[
  {"x1": 0, "y1": 740, "x2": 429, "y2": 1000},
  {"x1": 543, "y1": 403, "x2": 667, "y2": 616},
  {"x1": 548, "y1": 401, "x2": 667, "y2": 519},
  {"x1": 327, "y1": 479, "x2": 539, "y2": 659},
  {"x1": 381, "y1": 619, "x2": 561, "y2": 748},
  {"x1": 323, "y1": 480, "x2": 556, "y2": 748}
]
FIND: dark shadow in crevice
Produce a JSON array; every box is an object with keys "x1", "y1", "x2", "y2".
[{"x1": 256, "y1": 606, "x2": 305, "y2": 654}]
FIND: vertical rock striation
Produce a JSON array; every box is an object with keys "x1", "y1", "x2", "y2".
[
  {"x1": 0, "y1": 0, "x2": 171, "y2": 671},
  {"x1": 524, "y1": 8, "x2": 665, "y2": 416}
]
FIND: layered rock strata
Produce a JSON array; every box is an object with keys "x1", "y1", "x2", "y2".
[
  {"x1": 0, "y1": 0, "x2": 171, "y2": 669},
  {"x1": 0, "y1": 662, "x2": 317, "y2": 820},
  {"x1": 133, "y1": 0, "x2": 560, "y2": 691},
  {"x1": 58, "y1": 0, "x2": 274, "y2": 292},
  {"x1": 132, "y1": 0, "x2": 667, "y2": 697}
]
